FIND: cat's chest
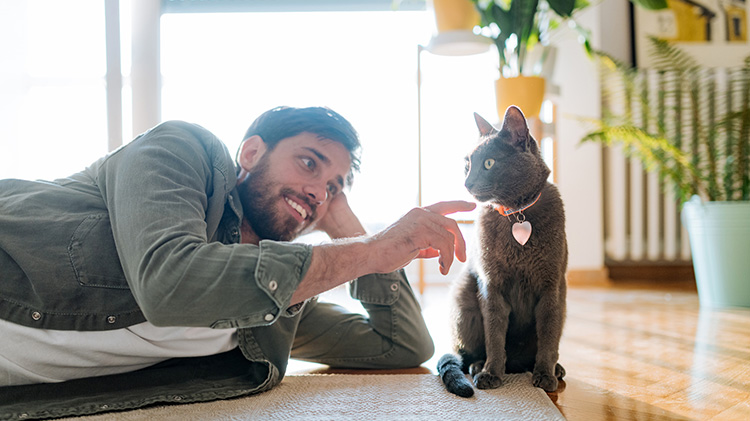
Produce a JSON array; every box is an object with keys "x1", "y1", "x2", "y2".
[{"x1": 475, "y1": 206, "x2": 547, "y2": 259}]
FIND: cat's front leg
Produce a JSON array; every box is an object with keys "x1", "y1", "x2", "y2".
[
  {"x1": 474, "y1": 290, "x2": 510, "y2": 389},
  {"x1": 532, "y1": 288, "x2": 565, "y2": 392}
]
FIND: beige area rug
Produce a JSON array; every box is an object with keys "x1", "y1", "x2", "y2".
[{"x1": 64, "y1": 373, "x2": 564, "y2": 421}]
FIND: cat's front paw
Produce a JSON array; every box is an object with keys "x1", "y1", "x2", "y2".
[
  {"x1": 532, "y1": 371, "x2": 558, "y2": 392},
  {"x1": 474, "y1": 371, "x2": 503, "y2": 389},
  {"x1": 468, "y1": 361, "x2": 484, "y2": 377}
]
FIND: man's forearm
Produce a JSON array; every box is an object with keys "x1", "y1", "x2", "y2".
[
  {"x1": 289, "y1": 192, "x2": 371, "y2": 304},
  {"x1": 290, "y1": 238, "x2": 373, "y2": 305},
  {"x1": 289, "y1": 200, "x2": 475, "y2": 305}
]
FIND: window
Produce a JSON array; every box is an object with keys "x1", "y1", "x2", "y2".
[
  {"x1": 160, "y1": 9, "x2": 499, "y2": 228},
  {"x1": 160, "y1": 10, "x2": 440, "y2": 228},
  {"x1": 0, "y1": 0, "x2": 109, "y2": 181},
  {"x1": 1, "y1": 2, "x2": 500, "y2": 230}
]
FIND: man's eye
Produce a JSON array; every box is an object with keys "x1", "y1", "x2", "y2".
[
  {"x1": 301, "y1": 157, "x2": 316, "y2": 170},
  {"x1": 326, "y1": 184, "x2": 338, "y2": 196}
]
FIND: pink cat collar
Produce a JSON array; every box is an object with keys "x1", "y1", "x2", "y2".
[{"x1": 494, "y1": 192, "x2": 542, "y2": 216}]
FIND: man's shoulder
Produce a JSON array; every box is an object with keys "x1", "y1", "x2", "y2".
[
  {"x1": 148, "y1": 120, "x2": 220, "y2": 143},
  {"x1": 138, "y1": 121, "x2": 233, "y2": 163}
]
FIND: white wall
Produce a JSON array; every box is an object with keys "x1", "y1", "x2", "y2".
[
  {"x1": 548, "y1": 0, "x2": 633, "y2": 274},
  {"x1": 550, "y1": 8, "x2": 600, "y2": 272}
]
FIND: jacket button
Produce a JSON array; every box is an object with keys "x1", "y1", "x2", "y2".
[
  {"x1": 31, "y1": 311, "x2": 42, "y2": 321},
  {"x1": 390, "y1": 283, "x2": 399, "y2": 292},
  {"x1": 264, "y1": 314, "x2": 274, "y2": 322},
  {"x1": 107, "y1": 316, "x2": 117, "y2": 324},
  {"x1": 268, "y1": 280, "x2": 278, "y2": 291}
]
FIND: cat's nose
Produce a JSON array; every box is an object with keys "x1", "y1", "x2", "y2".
[{"x1": 464, "y1": 179, "x2": 474, "y2": 191}]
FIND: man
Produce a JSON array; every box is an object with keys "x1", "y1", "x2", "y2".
[{"x1": 0, "y1": 106, "x2": 474, "y2": 418}]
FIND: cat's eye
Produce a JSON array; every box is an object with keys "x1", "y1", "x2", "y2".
[{"x1": 484, "y1": 159, "x2": 495, "y2": 170}]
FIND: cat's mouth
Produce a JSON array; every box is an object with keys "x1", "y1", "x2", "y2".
[
  {"x1": 468, "y1": 190, "x2": 510, "y2": 208},
  {"x1": 465, "y1": 188, "x2": 494, "y2": 203}
]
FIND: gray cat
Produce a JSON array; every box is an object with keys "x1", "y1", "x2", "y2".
[{"x1": 438, "y1": 106, "x2": 567, "y2": 397}]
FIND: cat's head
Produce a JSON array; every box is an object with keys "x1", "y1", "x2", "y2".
[{"x1": 464, "y1": 106, "x2": 550, "y2": 208}]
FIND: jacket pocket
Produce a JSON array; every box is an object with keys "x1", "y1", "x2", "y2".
[{"x1": 68, "y1": 214, "x2": 129, "y2": 289}]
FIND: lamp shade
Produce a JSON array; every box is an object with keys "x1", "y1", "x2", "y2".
[{"x1": 425, "y1": 31, "x2": 491, "y2": 56}]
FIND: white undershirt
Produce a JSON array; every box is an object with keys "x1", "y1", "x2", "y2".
[{"x1": 0, "y1": 318, "x2": 238, "y2": 387}]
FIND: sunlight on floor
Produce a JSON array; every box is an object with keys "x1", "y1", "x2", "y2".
[{"x1": 289, "y1": 281, "x2": 750, "y2": 420}]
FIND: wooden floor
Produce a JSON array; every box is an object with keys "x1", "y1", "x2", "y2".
[
  {"x1": 290, "y1": 281, "x2": 750, "y2": 420},
  {"x1": 549, "y1": 282, "x2": 750, "y2": 420}
]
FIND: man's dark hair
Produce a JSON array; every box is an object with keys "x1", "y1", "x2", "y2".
[{"x1": 241, "y1": 106, "x2": 362, "y2": 184}]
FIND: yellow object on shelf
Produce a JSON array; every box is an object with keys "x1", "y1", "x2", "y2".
[
  {"x1": 430, "y1": 0, "x2": 480, "y2": 33},
  {"x1": 495, "y1": 76, "x2": 546, "y2": 119}
]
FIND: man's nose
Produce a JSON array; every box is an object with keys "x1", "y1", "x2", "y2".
[{"x1": 303, "y1": 184, "x2": 328, "y2": 206}]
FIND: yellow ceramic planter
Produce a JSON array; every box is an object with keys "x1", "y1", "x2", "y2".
[
  {"x1": 495, "y1": 76, "x2": 546, "y2": 119},
  {"x1": 430, "y1": 0, "x2": 480, "y2": 32}
]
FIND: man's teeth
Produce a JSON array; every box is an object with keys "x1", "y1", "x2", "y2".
[{"x1": 285, "y1": 198, "x2": 307, "y2": 220}]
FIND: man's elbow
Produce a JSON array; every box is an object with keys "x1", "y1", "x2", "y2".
[
  {"x1": 134, "y1": 290, "x2": 188, "y2": 327},
  {"x1": 139, "y1": 304, "x2": 179, "y2": 327}
]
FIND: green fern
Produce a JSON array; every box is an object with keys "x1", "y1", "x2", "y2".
[
  {"x1": 647, "y1": 37, "x2": 699, "y2": 74},
  {"x1": 584, "y1": 37, "x2": 750, "y2": 203},
  {"x1": 582, "y1": 124, "x2": 696, "y2": 204}
]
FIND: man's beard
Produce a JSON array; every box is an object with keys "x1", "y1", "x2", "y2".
[{"x1": 237, "y1": 158, "x2": 317, "y2": 242}]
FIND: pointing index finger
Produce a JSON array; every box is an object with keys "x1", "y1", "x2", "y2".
[
  {"x1": 423, "y1": 200, "x2": 476, "y2": 216},
  {"x1": 423, "y1": 201, "x2": 475, "y2": 268}
]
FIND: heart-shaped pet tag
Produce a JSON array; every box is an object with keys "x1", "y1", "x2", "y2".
[{"x1": 512, "y1": 221, "x2": 532, "y2": 245}]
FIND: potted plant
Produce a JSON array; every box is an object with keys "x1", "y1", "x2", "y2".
[
  {"x1": 430, "y1": 0, "x2": 481, "y2": 33},
  {"x1": 583, "y1": 37, "x2": 750, "y2": 308},
  {"x1": 468, "y1": 0, "x2": 667, "y2": 119}
]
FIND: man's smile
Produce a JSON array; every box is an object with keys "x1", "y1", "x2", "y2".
[{"x1": 284, "y1": 195, "x2": 310, "y2": 222}]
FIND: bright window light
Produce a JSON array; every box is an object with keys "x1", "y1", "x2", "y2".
[
  {"x1": 1, "y1": 5, "x2": 502, "y2": 230},
  {"x1": 0, "y1": 0, "x2": 108, "y2": 181},
  {"x1": 161, "y1": 10, "x2": 497, "y2": 228}
]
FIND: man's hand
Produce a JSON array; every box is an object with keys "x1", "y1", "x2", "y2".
[
  {"x1": 292, "y1": 200, "x2": 476, "y2": 305},
  {"x1": 366, "y1": 201, "x2": 476, "y2": 275},
  {"x1": 314, "y1": 192, "x2": 367, "y2": 239}
]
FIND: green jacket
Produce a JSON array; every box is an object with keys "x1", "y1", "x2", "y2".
[{"x1": 0, "y1": 121, "x2": 433, "y2": 420}]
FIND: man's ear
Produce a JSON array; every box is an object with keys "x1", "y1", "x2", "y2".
[{"x1": 237, "y1": 135, "x2": 267, "y2": 171}]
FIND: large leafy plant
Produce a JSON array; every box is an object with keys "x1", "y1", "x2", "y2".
[
  {"x1": 470, "y1": 0, "x2": 667, "y2": 77},
  {"x1": 583, "y1": 37, "x2": 750, "y2": 203}
]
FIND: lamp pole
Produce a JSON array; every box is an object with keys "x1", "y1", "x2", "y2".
[
  {"x1": 415, "y1": 33, "x2": 491, "y2": 294},
  {"x1": 417, "y1": 44, "x2": 425, "y2": 209}
]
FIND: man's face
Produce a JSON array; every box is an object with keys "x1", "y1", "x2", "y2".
[{"x1": 237, "y1": 132, "x2": 352, "y2": 242}]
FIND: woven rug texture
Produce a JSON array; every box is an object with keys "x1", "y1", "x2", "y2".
[{"x1": 61, "y1": 373, "x2": 564, "y2": 421}]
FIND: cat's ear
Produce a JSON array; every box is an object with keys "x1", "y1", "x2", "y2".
[
  {"x1": 501, "y1": 106, "x2": 529, "y2": 136},
  {"x1": 501, "y1": 106, "x2": 531, "y2": 149},
  {"x1": 474, "y1": 113, "x2": 497, "y2": 137}
]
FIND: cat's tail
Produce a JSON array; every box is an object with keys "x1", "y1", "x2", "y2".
[{"x1": 437, "y1": 354, "x2": 474, "y2": 398}]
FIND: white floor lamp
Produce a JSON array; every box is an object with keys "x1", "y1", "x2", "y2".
[{"x1": 416, "y1": 30, "x2": 491, "y2": 293}]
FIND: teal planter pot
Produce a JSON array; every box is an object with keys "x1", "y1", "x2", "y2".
[{"x1": 682, "y1": 196, "x2": 750, "y2": 309}]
